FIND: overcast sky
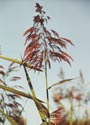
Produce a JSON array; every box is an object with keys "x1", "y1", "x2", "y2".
[{"x1": 0, "y1": 0, "x2": 90, "y2": 124}]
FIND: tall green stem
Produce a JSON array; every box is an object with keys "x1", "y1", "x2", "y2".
[
  {"x1": 44, "y1": 51, "x2": 50, "y2": 125},
  {"x1": 40, "y1": 23, "x2": 50, "y2": 124}
]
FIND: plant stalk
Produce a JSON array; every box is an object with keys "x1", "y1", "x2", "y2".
[
  {"x1": 23, "y1": 65, "x2": 48, "y2": 123},
  {"x1": 0, "y1": 55, "x2": 42, "y2": 71},
  {"x1": 45, "y1": 56, "x2": 50, "y2": 125}
]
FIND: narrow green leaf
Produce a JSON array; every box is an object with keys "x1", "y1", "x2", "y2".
[
  {"x1": 0, "y1": 109, "x2": 18, "y2": 125},
  {"x1": 23, "y1": 65, "x2": 36, "y2": 97},
  {"x1": 48, "y1": 78, "x2": 76, "y2": 89},
  {"x1": 0, "y1": 84, "x2": 44, "y2": 103},
  {"x1": 23, "y1": 65, "x2": 49, "y2": 121},
  {"x1": 35, "y1": 99, "x2": 50, "y2": 118},
  {"x1": 0, "y1": 84, "x2": 32, "y2": 99},
  {"x1": 0, "y1": 84, "x2": 49, "y2": 119},
  {"x1": 0, "y1": 55, "x2": 43, "y2": 71}
]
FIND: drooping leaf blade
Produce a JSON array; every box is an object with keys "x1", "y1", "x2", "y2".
[
  {"x1": 0, "y1": 84, "x2": 43, "y2": 103},
  {"x1": 48, "y1": 78, "x2": 76, "y2": 89},
  {"x1": 0, "y1": 84, "x2": 49, "y2": 120}
]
